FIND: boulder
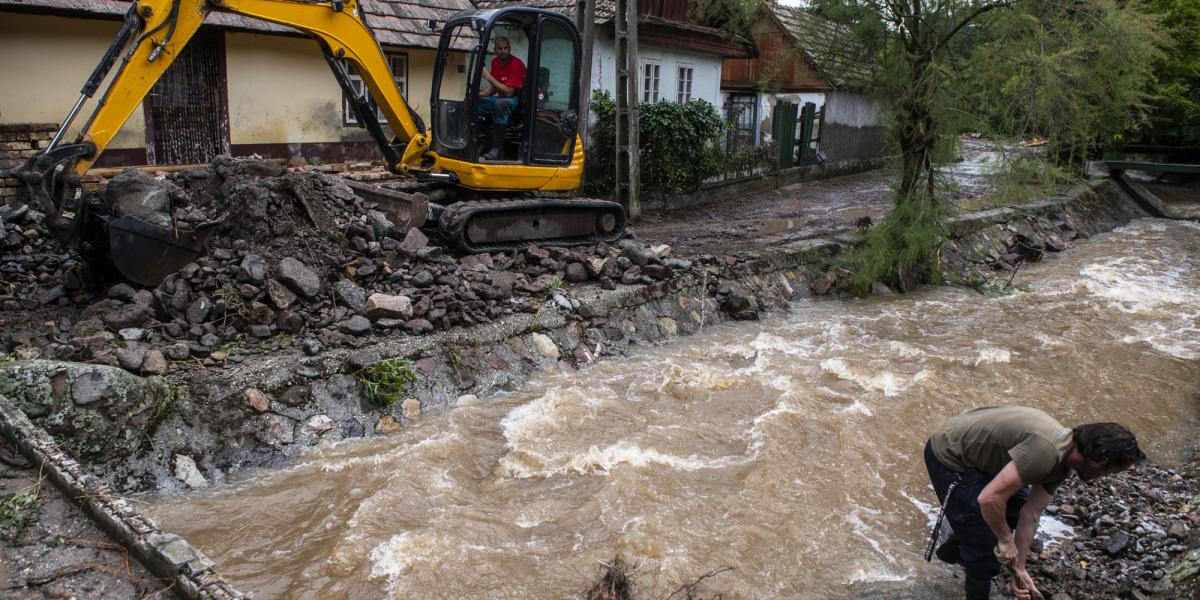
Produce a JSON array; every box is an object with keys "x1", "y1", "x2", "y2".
[
  {"x1": 277, "y1": 257, "x2": 322, "y2": 298},
  {"x1": 364, "y1": 294, "x2": 413, "y2": 320}
]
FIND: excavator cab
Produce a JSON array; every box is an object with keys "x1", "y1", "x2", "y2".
[{"x1": 431, "y1": 9, "x2": 581, "y2": 172}]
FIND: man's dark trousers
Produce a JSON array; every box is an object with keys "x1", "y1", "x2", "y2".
[{"x1": 924, "y1": 441, "x2": 1029, "y2": 580}]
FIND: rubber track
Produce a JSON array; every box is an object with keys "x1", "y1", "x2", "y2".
[{"x1": 439, "y1": 197, "x2": 627, "y2": 253}]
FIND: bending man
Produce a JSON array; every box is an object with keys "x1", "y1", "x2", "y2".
[
  {"x1": 478, "y1": 35, "x2": 526, "y2": 160},
  {"x1": 925, "y1": 406, "x2": 1144, "y2": 600}
]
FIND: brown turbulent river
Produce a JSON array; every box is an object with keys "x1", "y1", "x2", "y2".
[{"x1": 146, "y1": 218, "x2": 1200, "y2": 599}]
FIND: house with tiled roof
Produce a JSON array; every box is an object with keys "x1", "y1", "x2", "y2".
[
  {"x1": 720, "y1": 3, "x2": 889, "y2": 161},
  {"x1": 0, "y1": 0, "x2": 473, "y2": 166},
  {"x1": 478, "y1": 0, "x2": 754, "y2": 122}
]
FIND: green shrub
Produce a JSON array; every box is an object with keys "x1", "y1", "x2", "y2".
[
  {"x1": 355, "y1": 358, "x2": 417, "y2": 407},
  {"x1": 584, "y1": 91, "x2": 728, "y2": 197}
]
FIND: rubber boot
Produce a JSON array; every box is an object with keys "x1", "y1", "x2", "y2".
[
  {"x1": 964, "y1": 576, "x2": 991, "y2": 600},
  {"x1": 485, "y1": 122, "x2": 506, "y2": 160}
]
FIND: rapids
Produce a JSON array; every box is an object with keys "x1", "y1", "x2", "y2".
[{"x1": 146, "y1": 218, "x2": 1200, "y2": 599}]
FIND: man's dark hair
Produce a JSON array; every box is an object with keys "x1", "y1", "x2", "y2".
[{"x1": 1073, "y1": 423, "x2": 1146, "y2": 468}]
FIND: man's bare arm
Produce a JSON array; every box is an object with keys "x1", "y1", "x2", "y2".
[
  {"x1": 1014, "y1": 484, "x2": 1052, "y2": 568},
  {"x1": 978, "y1": 461, "x2": 1026, "y2": 562}
]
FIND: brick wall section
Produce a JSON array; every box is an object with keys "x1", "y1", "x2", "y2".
[
  {"x1": 0, "y1": 395, "x2": 247, "y2": 600},
  {"x1": 0, "y1": 123, "x2": 59, "y2": 203}
]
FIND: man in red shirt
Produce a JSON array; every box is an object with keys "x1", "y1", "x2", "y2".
[{"x1": 478, "y1": 35, "x2": 526, "y2": 160}]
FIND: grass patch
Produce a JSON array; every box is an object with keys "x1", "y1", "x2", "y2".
[
  {"x1": 836, "y1": 196, "x2": 945, "y2": 295},
  {"x1": 546, "y1": 275, "x2": 566, "y2": 295},
  {"x1": 0, "y1": 479, "x2": 42, "y2": 530},
  {"x1": 355, "y1": 358, "x2": 417, "y2": 407}
]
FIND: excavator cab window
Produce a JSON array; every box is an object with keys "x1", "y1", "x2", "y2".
[
  {"x1": 528, "y1": 16, "x2": 579, "y2": 165},
  {"x1": 433, "y1": 21, "x2": 481, "y2": 153}
]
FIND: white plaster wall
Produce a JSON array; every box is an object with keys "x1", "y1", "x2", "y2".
[
  {"x1": 588, "y1": 32, "x2": 725, "y2": 108},
  {"x1": 0, "y1": 13, "x2": 146, "y2": 149}
]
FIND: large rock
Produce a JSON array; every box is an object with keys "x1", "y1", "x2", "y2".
[
  {"x1": 398, "y1": 228, "x2": 429, "y2": 256},
  {"x1": 277, "y1": 257, "x2": 322, "y2": 298},
  {"x1": 266, "y1": 279, "x2": 297, "y2": 309},
  {"x1": 334, "y1": 280, "x2": 367, "y2": 312},
  {"x1": 105, "y1": 169, "x2": 180, "y2": 229},
  {"x1": 364, "y1": 294, "x2": 412, "y2": 320},
  {"x1": 529, "y1": 333, "x2": 560, "y2": 360},
  {"x1": 173, "y1": 454, "x2": 209, "y2": 489},
  {"x1": 240, "y1": 253, "x2": 270, "y2": 282}
]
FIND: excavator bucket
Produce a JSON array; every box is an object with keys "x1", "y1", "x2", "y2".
[{"x1": 102, "y1": 214, "x2": 217, "y2": 287}]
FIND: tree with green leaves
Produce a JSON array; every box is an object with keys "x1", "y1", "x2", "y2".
[{"x1": 806, "y1": 0, "x2": 1166, "y2": 293}]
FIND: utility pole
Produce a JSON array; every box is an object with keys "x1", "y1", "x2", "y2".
[
  {"x1": 613, "y1": 0, "x2": 640, "y2": 218},
  {"x1": 574, "y1": 0, "x2": 595, "y2": 142}
]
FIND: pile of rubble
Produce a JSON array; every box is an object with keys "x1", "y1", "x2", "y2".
[
  {"x1": 0, "y1": 157, "x2": 696, "y2": 373},
  {"x1": 1017, "y1": 461, "x2": 1198, "y2": 599}
]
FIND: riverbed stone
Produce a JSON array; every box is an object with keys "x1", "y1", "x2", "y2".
[
  {"x1": 302, "y1": 414, "x2": 334, "y2": 435},
  {"x1": 529, "y1": 333, "x2": 560, "y2": 360},
  {"x1": 116, "y1": 343, "x2": 149, "y2": 372},
  {"x1": 142, "y1": 350, "x2": 167, "y2": 375},
  {"x1": 173, "y1": 454, "x2": 209, "y2": 488},
  {"x1": 401, "y1": 398, "x2": 421, "y2": 420},
  {"x1": 334, "y1": 280, "x2": 367, "y2": 311},
  {"x1": 266, "y1": 414, "x2": 294, "y2": 444},
  {"x1": 376, "y1": 415, "x2": 401, "y2": 433},
  {"x1": 266, "y1": 279, "x2": 297, "y2": 309},
  {"x1": 658, "y1": 317, "x2": 679, "y2": 336},
  {"x1": 240, "y1": 253, "x2": 270, "y2": 282},
  {"x1": 244, "y1": 387, "x2": 270, "y2": 413},
  {"x1": 337, "y1": 316, "x2": 372, "y2": 335}
]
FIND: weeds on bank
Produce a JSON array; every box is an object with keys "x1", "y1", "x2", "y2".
[
  {"x1": 0, "y1": 478, "x2": 42, "y2": 531},
  {"x1": 356, "y1": 358, "x2": 417, "y2": 407},
  {"x1": 836, "y1": 197, "x2": 945, "y2": 295}
]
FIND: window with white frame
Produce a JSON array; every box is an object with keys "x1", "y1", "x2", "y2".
[
  {"x1": 676, "y1": 64, "x2": 693, "y2": 103},
  {"x1": 641, "y1": 60, "x2": 661, "y2": 103},
  {"x1": 343, "y1": 52, "x2": 408, "y2": 125}
]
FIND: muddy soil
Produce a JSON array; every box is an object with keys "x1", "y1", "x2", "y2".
[{"x1": 0, "y1": 438, "x2": 170, "y2": 598}]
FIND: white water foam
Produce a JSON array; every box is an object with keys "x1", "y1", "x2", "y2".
[{"x1": 820, "y1": 358, "x2": 907, "y2": 397}]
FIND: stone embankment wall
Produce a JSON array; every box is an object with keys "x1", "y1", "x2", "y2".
[{"x1": 0, "y1": 123, "x2": 57, "y2": 202}]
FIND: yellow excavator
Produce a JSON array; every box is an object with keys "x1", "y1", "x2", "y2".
[{"x1": 17, "y1": 0, "x2": 626, "y2": 285}]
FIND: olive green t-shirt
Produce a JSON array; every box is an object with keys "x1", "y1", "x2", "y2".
[{"x1": 931, "y1": 406, "x2": 1073, "y2": 493}]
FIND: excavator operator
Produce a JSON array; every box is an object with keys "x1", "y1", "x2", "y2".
[{"x1": 478, "y1": 35, "x2": 526, "y2": 160}]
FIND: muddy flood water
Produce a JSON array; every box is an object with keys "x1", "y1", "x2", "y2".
[{"x1": 146, "y1": 219, "x2": 1200, "y2": 599}]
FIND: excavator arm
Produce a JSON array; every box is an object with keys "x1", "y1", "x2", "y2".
[{"x1": 70, "y1": 0, "x2": 429, "y2": 176}]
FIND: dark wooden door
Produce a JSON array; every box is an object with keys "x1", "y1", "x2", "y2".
[
  {"x1": 144, "y1": 29, "x2": 230, "y2": 165},
  {"x1": 726, "y1": 93, "x2": 757, "y2": 149}
]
